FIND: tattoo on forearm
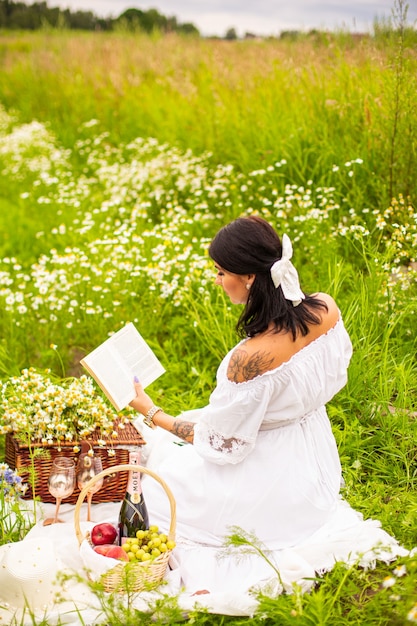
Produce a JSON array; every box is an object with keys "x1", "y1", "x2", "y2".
[
  {"x1": 171, "y1": 419, "x2": 194, "y2": 443},
  {"x1": 228, "y1": 348, "x2": 274, "y2": 383}
]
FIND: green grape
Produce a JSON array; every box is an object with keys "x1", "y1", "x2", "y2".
[{"x1": 136, "y1": 530, "x2": 147, "y2": 540}]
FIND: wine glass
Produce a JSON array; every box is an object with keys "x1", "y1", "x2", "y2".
[
  {"x1": 76, "y1": 453, "x2": 103, "y2": 522},
  {"x1": 43, "y1": 457, "x2": 76, "y2": 526}
]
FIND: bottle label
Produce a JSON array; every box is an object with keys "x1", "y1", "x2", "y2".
[{"x1": 127, "y1": 450, "x2": 142, "y2": 504}]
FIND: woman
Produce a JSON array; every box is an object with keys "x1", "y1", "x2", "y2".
[{"x1": 130, "y1": 216, "x2": 404, "y2": 609}]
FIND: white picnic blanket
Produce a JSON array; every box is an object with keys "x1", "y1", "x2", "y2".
[{"x1": 0, "y1": 495, "x2": 409, "y2": 626}]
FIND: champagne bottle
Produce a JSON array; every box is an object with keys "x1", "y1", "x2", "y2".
[{"x1": 118, "y1": 449, "x2": 149, "y2": 545}]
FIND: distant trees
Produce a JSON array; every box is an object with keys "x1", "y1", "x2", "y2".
[
  {"x1": 0, "y1": 0, "x2": 113, "y2": 29},
  {"x1": 116, "y1": 8, "x2": 198, "y2": 35},
  {"x1": 0, "y1": 0, "x2": 200, "y2": 34},
  {"x1": 224, "y1": 27, "x2": 237, "y2": 40},
  {"x1": 1, "y1": 1, "x2": 415, "y2": 40}
]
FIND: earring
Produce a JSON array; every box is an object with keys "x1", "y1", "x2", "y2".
[{"x1": 246, "y1": 283, "x2": 251, "y2": 290}]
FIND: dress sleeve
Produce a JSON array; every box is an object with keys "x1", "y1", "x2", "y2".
[{"x1": 193, "y1": 377, "x2": 272, "y2": 465}]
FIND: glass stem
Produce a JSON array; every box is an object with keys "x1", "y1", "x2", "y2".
[
  {"x1": 87, "y1": 492, "x2": 93, "y2": 522},
  {"x1": 53, "y1": 498, "x2": 62, "y2": 523}
]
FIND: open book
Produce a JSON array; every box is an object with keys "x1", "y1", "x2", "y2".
[{"x1": 80, "y1": 323, "x2": 165, "y2": 412}]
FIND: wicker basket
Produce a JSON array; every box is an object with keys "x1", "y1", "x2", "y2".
[
  {"x1": 75, "y1": 463, "x2": 176, "y2": 593},
  {"x1": 5, "y1": 419, "x2": 145, "y2": 504}
]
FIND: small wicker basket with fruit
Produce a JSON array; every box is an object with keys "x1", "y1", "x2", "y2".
[{"x1": 74, "y1": 464, "x2": 176, "y2": 593}]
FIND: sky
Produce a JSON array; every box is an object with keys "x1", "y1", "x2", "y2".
[{"x1": 48, "y1": 1, "x2": 417, "y2": 37}]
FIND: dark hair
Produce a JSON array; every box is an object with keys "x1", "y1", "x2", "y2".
[{"x1": 208, "y1": 215, "x2": 328, "y2": 339}]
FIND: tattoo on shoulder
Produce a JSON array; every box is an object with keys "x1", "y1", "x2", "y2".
[
  {"x1": 228, "y1": 348, "x2": 275, "y2": 383},
  {"x1": 171, "y1": 419, "x2": 194, "y2": 443}
]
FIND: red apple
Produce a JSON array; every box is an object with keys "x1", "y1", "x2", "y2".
[
  {"x1": 106, "y1": 545, "x2": 129, "y2": 561},
  {"x1": 93, "y1": 544, "x2": 114, "y2": 556},
  {"x1": 91, "y1": 523, "x2": 118, "y2": 546},
  {"x1": 93, "y1": 544, "x2": 129, "y2": 561}
]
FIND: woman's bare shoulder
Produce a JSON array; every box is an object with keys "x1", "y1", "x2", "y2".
[
  {"x1": 311, "y1": 292, "x2": 340, "y2": 331},
  {"x1": 227, "y1": 343, "x2": 275, "y2": 383}
]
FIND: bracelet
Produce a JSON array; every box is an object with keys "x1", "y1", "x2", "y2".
[{"x1": 143, "y1": 405, "x2": 162, "y2": 428}]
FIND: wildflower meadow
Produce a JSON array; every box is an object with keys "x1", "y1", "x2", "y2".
[{"x1": 0, "y1": 5, "x2": 416, "y2": 624}]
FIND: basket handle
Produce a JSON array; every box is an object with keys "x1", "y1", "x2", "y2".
[{"x1": 74, "y1": 464, "x2": 176, "y2": 546}]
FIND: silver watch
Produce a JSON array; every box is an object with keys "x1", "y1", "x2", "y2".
[{"x1": 143, "y1": 405, "x2": 162, "y2": 428}]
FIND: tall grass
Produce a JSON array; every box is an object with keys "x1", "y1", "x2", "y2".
[{"x1": 0, "y1": 27, "x2": 416, "y2": 206}]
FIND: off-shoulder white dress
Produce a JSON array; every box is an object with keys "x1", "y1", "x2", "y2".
[{"x1": 137, "y1": 317, "x2": 406, "y2": 611}]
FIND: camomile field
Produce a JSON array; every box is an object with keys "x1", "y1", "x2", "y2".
[{"x1": 0, "y1": 7, "x2": 417, "y2": 625}]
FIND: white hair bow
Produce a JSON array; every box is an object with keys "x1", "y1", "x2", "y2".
[{"x1": 270, "y1": 234, "x2": 305, "y2": 306}]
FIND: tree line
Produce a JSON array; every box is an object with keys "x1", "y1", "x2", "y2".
[
  {"x1": 0, "y1": 1, "x2": 414, "y2": 42},
  {"x1": 0, "y1": 1, "x2": 200, "y2": 34}
]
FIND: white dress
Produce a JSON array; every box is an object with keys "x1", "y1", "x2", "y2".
[{"x1": 137, "y1": 317, "x2": 407, "y2": 607}]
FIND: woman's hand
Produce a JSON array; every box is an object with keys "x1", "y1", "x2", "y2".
[{"x1": 129, "y1": 379, "x2": 154, "y2": 415}]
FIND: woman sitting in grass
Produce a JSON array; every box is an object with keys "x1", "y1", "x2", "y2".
[{"x1": 131, "y1": 215, "x2": 405, "y2": 608}]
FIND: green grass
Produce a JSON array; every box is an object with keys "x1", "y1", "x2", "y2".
[
  {"x1": 0, "y1": 17, "x2": 416, "y2": 626},
  {"x1": 0, "y1": 27, "x2": 416, "y2": 205}
]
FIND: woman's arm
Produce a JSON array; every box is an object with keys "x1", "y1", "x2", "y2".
[{"x1": 129, "y1": 381, "x2": 195, "y2": 443}]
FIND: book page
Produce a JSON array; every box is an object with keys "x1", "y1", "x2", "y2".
[{"x1": 80, "y1": 323, "x2": 165, "y2": 411}]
